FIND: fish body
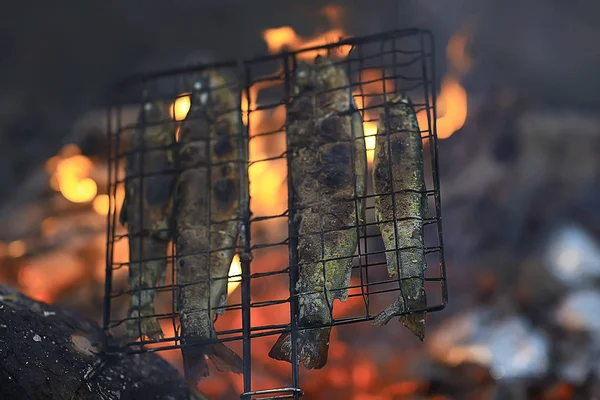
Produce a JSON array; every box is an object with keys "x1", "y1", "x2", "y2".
[
  {"x1": 372, "y1": 94, "x2": 428, "y2": 340},
  {"x1": 269, "y1": 56, "x2": 366, "y2": 369},
  {"x1": 175, "y1": 70, "x2": 243, "y2": 384},
  {"x1": 120, "y1": 100, "x2": 177, "y2": 341}
]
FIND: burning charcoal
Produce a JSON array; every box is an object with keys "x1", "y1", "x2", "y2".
[
  {"x1": 545, "y1": 225, "x2": 600, "y2": 288},
  {"x1": 428, "y1": 311, "x2": 550, "y2": 381}
]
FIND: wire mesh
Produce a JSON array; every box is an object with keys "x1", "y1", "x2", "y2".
[{"x1": 104, "y1": 28, "x2": 446, "y2": 399}]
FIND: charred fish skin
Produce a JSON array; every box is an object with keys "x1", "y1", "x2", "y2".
[
  {"x1": 120, "y1": 100, "x2": 177, "y2": 341},
  {"x1": 176, "y1": 70, "x2": 242, "y2": 385},
  {"x1": 269, "y1": 56, "x2": 366, "y2": 369},
  {"x1": 372, "y1": 94, "x2": 427, "y2": 340}
]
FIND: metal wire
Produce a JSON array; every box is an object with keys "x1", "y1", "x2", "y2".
[{"x1": 103, "y1": 28, "x2": 445, "y2": 399}]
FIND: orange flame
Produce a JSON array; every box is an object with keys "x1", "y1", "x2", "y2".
[
  {"x1": 262, "y1": 27, "x2": 351, "y2": 61},
  {"x1": 227, "y1": 255, "x2": 242, "y2": 295},
  {"x1": 434, "y1": 77, "x2": 468, "y2": 139},
  {"x1": 262, "y1": 6, "x2": 350, "y2": 60},
  {"x1": 446, "y1": 31, "x2": 472, "y2": 75},
  {"x1": 171, "y1": 93, "x2": 191, "y2": 122},
  {"x1": 7, "y1": 240, "x2": 26, "y2": 258},
  {"x1": 416, "y1": 31, "x2": 471, "y2": 140},
  {"x1": 50, "y1": 147, "x2": 98, "y2": 203}
]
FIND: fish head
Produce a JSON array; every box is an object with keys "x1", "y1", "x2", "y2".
[
  {"x1": 204, "y1": 70, "x2": 237, "y2": 116},
  {"x1": 186, "y1": 73, "x2": 211, "y2": 111},
  {"x1": 314, "y1": 55, "x2": 349, "y2": 93},
  {"x1": 392, "y1": 93, "x2": 415, "y2": 108},
  {"x1": 386, "y1": 94, "x2": 418, "y2": 122},
  {"x1": 294, "y1": 62, "x2": 316, "y2": 93},
  {"x1": 379, "y1": 93, "x2": 420, "y2": 136}
]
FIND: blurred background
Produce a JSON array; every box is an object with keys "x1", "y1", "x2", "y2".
[{"x1": 1, "y1": 0, "x2": 600, "y2": 398}]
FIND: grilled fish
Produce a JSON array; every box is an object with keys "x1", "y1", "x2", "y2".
[
  {"x1": 176, "y1": 70, "x2": 243, "y2": 385},
  {"x1": 120, "y1": 100, "x2": 177, "y2": 341},
  {"x1": 269, "y1": 56, "x2": 367, "y2": 369},
  {"x1": 372, "y1": 94, "x2": 428, "y2": 340}
]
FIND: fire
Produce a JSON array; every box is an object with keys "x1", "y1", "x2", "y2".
[
  {"x1": 227, "y1": 255, "x2": 242, "y2": 295},
  {"x1": 6, "y1": 17, "x2": 476, "y2": 400},
  {"x1": 93, "y1": 185, "x2": 125, "y2": 216},
  {"x1": 363, "y1": 121, "x2": 378, "y2": 163},
  {"x1": 262, "y1": 6, "x2": 350, "y2": 60},
  {"x1": 434, "y1": 77, "x2": 468, "y2": 139},
  {"x1": 51, "y1": 150, "x2": 98, "y2": 203},
  {"x1": 446, "y1": 32, "x2": 472, "y2": 75},
  {"x1": 352, "y1": 69, "x2": 396, "y2": 165},
  {"x1": 415, "y1": 31, "x2": 471, "y2": 140},
  {"x1": 92, "y1": 195, "x2": 109, "y2": 216},
  {"x1": 171, "y1": 93, "x2": 191, "y2": 122},
  {"x1": 417, "y1": 76, "x2": 468, "y2": 140},
  {"x1": 7, "y1": 240, "x2": 26, "y2": 258},
  {"x1": 262, "y1": 27, "x2": 350, "y2": 61}
]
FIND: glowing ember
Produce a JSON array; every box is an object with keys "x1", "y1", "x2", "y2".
[
  {"x1": 41, "y1": 217, "x2": 59, "y2": 237},
  {"x1": 7, "y1": 240, "x2": 26, "y2": 258}
]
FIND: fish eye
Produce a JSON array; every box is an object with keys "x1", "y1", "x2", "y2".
[
  {"x1": 193, "y1": 81, "x2": 203, "y2": 90},
  {"x1": 143, "y1": 102, "x2": 153, "y2": 111}
]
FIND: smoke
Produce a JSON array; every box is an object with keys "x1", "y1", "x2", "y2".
[{"x1": 0, "y1": 0, "x2": 596, "y2": 206}]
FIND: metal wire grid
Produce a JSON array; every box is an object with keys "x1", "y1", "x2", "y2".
[{"x1": 103, "y1": 28, "x2": 445, "y2": 399}]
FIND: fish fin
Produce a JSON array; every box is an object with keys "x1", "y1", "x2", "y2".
[
  {"x1": 268, "y1": 327, "x2": 331, "y2": 370},
  {"x1": 373, "y1": 299, "x2": 401, "y2": 327},
  {"x1": 181, "y1": 345, "x2": 210, "y2": 386},
  {"x1": 215, "y1": 291, "x2": 227, "y2": 316},
  {"x1": 373, "y1": 299, "x2": 426, "y2": 341},
  {"x1": 182, "y1": 342, "x2": 243, "y2": 385},
  {"x1": 209, "y1": 342, "x2": 244, "y2": 373}
]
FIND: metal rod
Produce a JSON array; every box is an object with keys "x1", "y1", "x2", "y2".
[
  {"x1": 103, "y1": 96, "x2": 115, "y2": 351},
  {"x1": 241, "y1": 62, "x2": 253, "y2": 394},
  {"x1": 283, "y1": 53, "x2": 301, "y2": 395},
  {"x1": 421, "y1": 31, "x2": 448, "y2": 307}
]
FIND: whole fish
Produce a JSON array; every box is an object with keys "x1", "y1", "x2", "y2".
[
  {"x1": 120, "y1": 100, "x2": 177, "y2": 341},
  {"x1": 372, "y1": 94, "x2": 428, "y2": 340},
  {"x1": 176, "y1": 70, "x2": 243, "y2": 385},
  {"x1": 269, "y1": 56, "x2": 367, "y2": 369}
]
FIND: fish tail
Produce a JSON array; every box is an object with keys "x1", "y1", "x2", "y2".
[
  {"x1": 182, "y1": 341, "x2": 243, "y2": 385},
  {"x1": 399, "y1": 312, "x2": 426, "y2": 341},
  {"x1": 268, "y1": 327, "x2": 331, "y2": 369},
  {"x1": 126, "y1": 255, "x2": 165, "y2": 341}
]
